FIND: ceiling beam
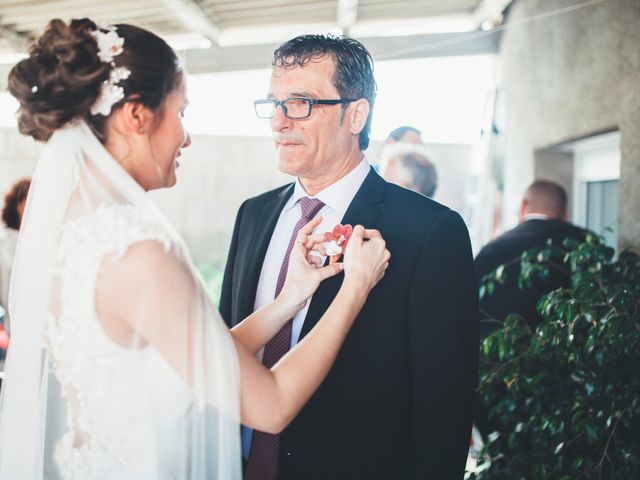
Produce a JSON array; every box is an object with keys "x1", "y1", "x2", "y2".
[
  {"x1": 337, "y1": 0, "x2": 359, "y2": 35},
  {"x1": 183, "y1": 29, "x2": 500, "y2": 75},
  {"x1": 159, "y1": 0, "x2": 221, "y2": 45},
  {"x1": 0, "y1": 28, "x2": 500, "y2": 90},
  {"x1": 0, "y1": 0, "x2": 155, "y2": 16}
]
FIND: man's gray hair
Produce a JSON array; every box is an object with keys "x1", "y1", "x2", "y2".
[{"x1": 380, "y1": 143, "x2": 438, "y2": 198}]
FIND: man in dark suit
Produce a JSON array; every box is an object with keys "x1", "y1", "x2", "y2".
[
  {"x1": 475, "y1": 180, "x2": 585, "y2": 334},
  {"x1": 220, "y1": 34, "x2": 479, "y2": 480}
]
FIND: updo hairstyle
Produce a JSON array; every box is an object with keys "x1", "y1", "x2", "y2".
[{"x1": 8, "y1": 18, "x2": 181, "y2": 142}]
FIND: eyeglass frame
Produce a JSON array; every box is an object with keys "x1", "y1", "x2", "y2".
[{"x1": 253, "y1": 97, "x2": 359, "y2": 119}]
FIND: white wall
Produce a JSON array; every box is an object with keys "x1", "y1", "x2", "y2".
[
  {"x1": 0, "y1": 127, "x2": 472, "y2": 264},
  {"x1": 0, "y1": 128, "x2": 39, "y2": 196}
]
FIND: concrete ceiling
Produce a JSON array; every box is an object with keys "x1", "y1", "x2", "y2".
[{"x1": 0, "y1": 0, "x2": 510, "y2": 77}]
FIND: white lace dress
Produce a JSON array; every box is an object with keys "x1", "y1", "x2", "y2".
[{"x1": 44, "y1": 203, "x2": 195, "y2": 480}]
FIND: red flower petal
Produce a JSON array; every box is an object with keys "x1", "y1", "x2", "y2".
[
  {"x1": 343, "y1": 224, "x2": 353, "y2": 244},
  {"x1": 330, "y1": 223, "x2": 353, "y2": 247}
]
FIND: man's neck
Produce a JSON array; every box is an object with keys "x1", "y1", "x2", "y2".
[{"x1": 299, "y1": 150, "x2": 364, "y2": 196}]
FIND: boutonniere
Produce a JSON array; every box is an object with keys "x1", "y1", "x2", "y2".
[{"x1": 322, "y1": 223, "x2": 353, "y2": 264}]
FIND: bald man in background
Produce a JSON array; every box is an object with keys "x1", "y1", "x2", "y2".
[{"x1": 475, "y1": 180, "x2": 586, "y2": 334}]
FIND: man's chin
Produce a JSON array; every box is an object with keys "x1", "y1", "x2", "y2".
[{"x1": 277, "y1": 156, "x2": 304, "y2": 176}]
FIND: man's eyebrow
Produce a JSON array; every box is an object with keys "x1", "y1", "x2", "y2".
[
  {"x1": 266, "y1": 91, "x2": 316, "y2": 100},
  {"x1": 289, "y1": 91, "x2": 315, "y2": 98}
]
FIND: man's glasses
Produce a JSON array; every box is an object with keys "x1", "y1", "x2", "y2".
[{"x1": 254, "y1": 97, "x2": 357, "y2": 119}]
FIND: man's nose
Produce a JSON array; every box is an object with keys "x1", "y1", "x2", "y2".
[{"x1": 270, "y1": 103, "x2": 293, "y2": 132}]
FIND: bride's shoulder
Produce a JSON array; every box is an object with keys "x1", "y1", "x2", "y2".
[{"x1": 60, "y1": 203, "x2": 173, "y2": 259}]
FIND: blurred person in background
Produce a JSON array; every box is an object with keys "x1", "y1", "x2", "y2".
[
  {"x1": 380, "y1": 144, "x2": 438, "y2": 198},
  {"x1": 385, "y1": 125, "x2": 422, "y2": 145},
  {"x1": 473, "y1": 180, "x2": 586, "y2": 444},
  {"x1": 475, "y1": 180, "x2": 586, "y2": 334},
  {"x1": 0, "y1": 178, "x2": 30, "y2": 335}
]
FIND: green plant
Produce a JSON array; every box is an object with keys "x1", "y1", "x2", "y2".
[
  {"x1": 195, "y1": 261, "x2": 225, "y2": 307},
  {"x1": 471, "y1": 235, "x2": 640, "y2": 479}
]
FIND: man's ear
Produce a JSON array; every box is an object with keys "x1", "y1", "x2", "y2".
[
  {"x1": 518, "y1": 199, "x2": 528, "y2": 223},
  {"x1": 119, "y1": 101, "x2": 154, "y2": 135},
  {"x1": 349, "y1": 99, "x2": 370, "y2": 136}
]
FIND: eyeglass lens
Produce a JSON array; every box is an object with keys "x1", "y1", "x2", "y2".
[{"x1": 255, "y1": 99, "x2": 311, "y2": 119}]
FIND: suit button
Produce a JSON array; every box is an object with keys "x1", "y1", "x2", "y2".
[{"x1": 285, "y1": 451, "x2": 291, "y2": 456}]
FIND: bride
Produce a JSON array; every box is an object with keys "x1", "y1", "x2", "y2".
[{"x1": 0, "y1": 18, "x2": 390, "y2": 479}]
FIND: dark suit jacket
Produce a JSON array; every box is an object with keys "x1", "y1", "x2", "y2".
[
  {"x1": 474, "y1": 219, "x2": 585, "y2": 334},
  {"x1": 220, "y1": 168, "x2": 479, "y2": 480}
]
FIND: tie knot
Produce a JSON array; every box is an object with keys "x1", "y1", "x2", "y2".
[{"x1": 299, "y1": 197, "x2": 325, "y2": 220}]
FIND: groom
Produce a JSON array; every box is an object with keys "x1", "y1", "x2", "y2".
[{"x1": 220, "y1": 34, "x2": 479, "y2": 480}]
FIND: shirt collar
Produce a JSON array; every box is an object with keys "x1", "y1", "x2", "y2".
[
  {"x1": 523, "y1": 213, "x2": 550, "y2": 221},
  {"x1": 286, "y1": 158, "x2": 371, "y2": 212}
]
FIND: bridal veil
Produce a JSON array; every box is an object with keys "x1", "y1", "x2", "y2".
[{"x1": 0, "y1": 121, "x2": 242, "y2": 479}]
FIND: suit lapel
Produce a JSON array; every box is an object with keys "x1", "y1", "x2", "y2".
[
  {"x1": 299, "y1": 168, "x2": 387, "y2": 340},
  {"x1": 237, "y1": 184, "x2": 294, "y2": 319},
  {"x1": 340, "y1": 168, "x2": 385, "y2": 230}
]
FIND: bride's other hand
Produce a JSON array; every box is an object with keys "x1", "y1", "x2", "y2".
[
  {"x1": 342, "y1": 225, "x2": 390, "y2": 294},
  {"x1": 277, "y1": 217, "x2": 342, "y2": 312}
]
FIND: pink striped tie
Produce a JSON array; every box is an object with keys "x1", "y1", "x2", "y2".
[{"x1": 245, "y1": 196, "x2": 325, "y2": 480}]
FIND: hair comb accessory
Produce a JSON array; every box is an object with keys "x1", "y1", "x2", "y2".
[{"x1": 90, "y1": 25, "x2": 130, "y2": 116}]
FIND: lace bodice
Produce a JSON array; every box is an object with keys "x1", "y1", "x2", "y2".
[{"x1": 44, "y1": 203, "x2": 194, "y2": 479}]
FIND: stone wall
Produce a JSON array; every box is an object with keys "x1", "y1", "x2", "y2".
[{"x1": 499, "y1": 0, "x2": 639, "y2": 250}]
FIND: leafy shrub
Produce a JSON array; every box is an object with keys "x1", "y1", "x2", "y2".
[{"x1": 471, "y1": 235, "x2": 640, "y2": 479}]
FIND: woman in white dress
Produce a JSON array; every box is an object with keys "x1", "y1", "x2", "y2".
[{"x1": 0, "y1": 18, "x2": 390, "y2": 479}]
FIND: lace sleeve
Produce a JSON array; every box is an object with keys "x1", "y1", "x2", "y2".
[{"x1": 50, "y1": 203, "x2": 242, "y2": 478}]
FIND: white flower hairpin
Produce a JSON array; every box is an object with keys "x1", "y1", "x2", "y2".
[
  {"x1": 91, "y1": 26, "x2": 124, "y2": 63},
  {"x1": 90, "y1": 67, "x2": 131, "y2": 116},
  {"x1": 90, "y1": 25, "x2": 131, "y2": 116}
]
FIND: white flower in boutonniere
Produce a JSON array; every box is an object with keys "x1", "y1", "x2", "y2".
[
  {"x1": 91, "y1": 26, "x2": 125, "y2": 63},
  {"x1": 322, "y1": 223, "x2": 353, "y2": 265},
  {"x1": 90, "y1": 67, "x2": 131, "y2": 116},
  {"x1": 323, "y1": 240, "x2": 343, "y2": 257}
]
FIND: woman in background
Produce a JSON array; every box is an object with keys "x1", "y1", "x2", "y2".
[{"x1": 0, "y1": 178, "x2": 30, "y2": 335}]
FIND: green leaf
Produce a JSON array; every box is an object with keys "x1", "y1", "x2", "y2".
[{"x1": 475, "y1": 241, "x2": 640, "y2": 478}]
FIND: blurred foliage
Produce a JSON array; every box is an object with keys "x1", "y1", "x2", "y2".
[
  {"x1": 195, "y1": 261, "x2": 225, "y2": 307},
  {"x1": 470, "y1": 234, "x2": 640, "y2": 479}
]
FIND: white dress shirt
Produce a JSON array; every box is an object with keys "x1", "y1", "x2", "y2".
[
  {"x1": 253, "y1": 157, "x2": 371, "y2": 347},
  {"x1": 523, "y1": 213, "x2": 550, "y2": 221},
  {"x1": 243, "y1": 158, "x2": 371, "y2": 458}
]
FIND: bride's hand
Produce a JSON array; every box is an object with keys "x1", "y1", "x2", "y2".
[
  {"x1": 277, "y1": 217, "x2": 343, "y2": 312},
  {"x1": 342, "y1": 225, "x2": 390, "y2": 294}
]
